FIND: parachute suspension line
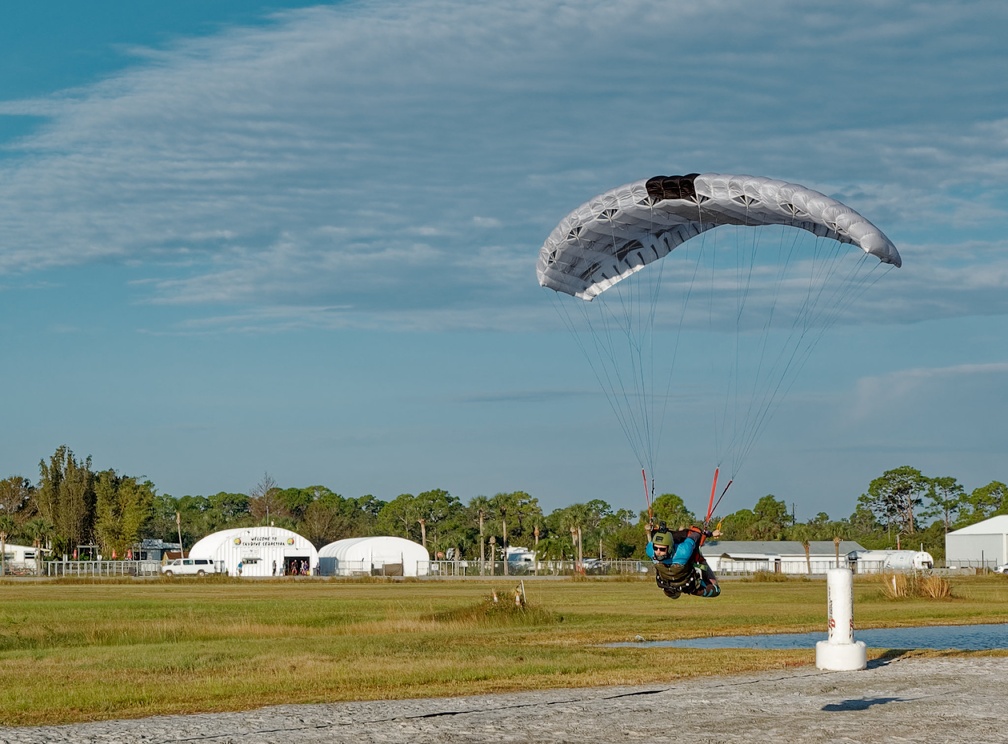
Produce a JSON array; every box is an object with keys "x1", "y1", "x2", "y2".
[
  {"x1": 642, "y1": 468, "x2": 654, "y2": 525},
  {"x1": 642, "y1": 205, "x2": 668, "y2": 486},
  {"x1": 581, "y1": 204, "x2": 678, "y2": 485},
  {"x1": 732, "y1": 227, "x2": 836, "y2": 474},
  {"x1": 586, "y1": 298, "x2": 653, "y2": 470},
  {"x1": 675, "y1": 204, "x2": 728, "y2": 470},
  {"x1": 593, "y1": 214, "x2": 660, "y2": 477},
  {"x1": 549, "y1": 292, "x2": 645, "y2": 469},
  {"x1": 655, "y1": 211, "x2": 711, "y2": 474},
  {"x1": 549, "y1": 260, "x2": 669, "y2": 480},
  {"x1": 696, "y1": 217, "x2": 891, "y2": 480},
  {"x1": 727, "y1": 223, "x2": 806, "y2": 475},
  {"x1": 721, "y1": 208, "x2": 812, "y2": 477},
  {"x1": 624, "y1": 219, "x2": 658, "y2": 471},
  {"x1": 596, "y1": 279, "x2": 656, "y2": 475},
  {"x1": 698, "y1": 221, "x2": 748, "y2": 476},
  {"x1": 707, "y1": 477, "x2": 733, "y2": 529},
  {"x1": 726, "y1": 209, "x2": 764, "y2": 476},
  {"x1": 766, "y1": 250, "x2": 894, "y2": 427},
  {"x1": 727, "y1": 236, "x2": 893, "y2": 473}
]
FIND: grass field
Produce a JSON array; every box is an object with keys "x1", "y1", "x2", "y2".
[{"x1": 1, "y1": 574, "x2": 1007, "y2": 726}]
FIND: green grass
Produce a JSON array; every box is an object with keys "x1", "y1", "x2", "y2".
[{"x1": 1, "y1": 574, "x2": 1006, "y2": 726}]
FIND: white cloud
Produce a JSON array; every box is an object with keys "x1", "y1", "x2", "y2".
[
  {"x1": 851, "y1": 361, "x2": 1008, "y2": 422},
  {"x1": 0, "y1": 0, "x2": 1006, "y2": 333}
]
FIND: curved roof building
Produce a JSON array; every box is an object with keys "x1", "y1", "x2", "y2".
[
  {"x1": 189, "y1": 526, "x2": 318, "y2": 577},
  {"x1": 318, "y1": 536, "x2": 430, "y2": 577}
]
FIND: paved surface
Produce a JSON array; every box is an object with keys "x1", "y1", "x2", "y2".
[{"x1": 0, "y1": 656, "x2": 1004, "y2": 743}]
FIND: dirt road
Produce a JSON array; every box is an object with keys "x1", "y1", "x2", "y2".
[{"x1": 0, "y1": 655, "x2": 1003, "y2": 743}]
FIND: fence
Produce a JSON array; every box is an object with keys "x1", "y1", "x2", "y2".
[
  {"x1": 45, "y1": 560, "x2": 162, "y2": 577},
  {"x1": 10, "y1": 557, "x2": 1002, "y2": 579},
  {"x1": 427, "y1": 559, "x2": 652, "y2": 577},
  {"x1": 713, "y1": 557, "x2": 850, "y2": 576},
  {"x1": 943, "y1": 559, "x2": 1005, "y2": 572}
]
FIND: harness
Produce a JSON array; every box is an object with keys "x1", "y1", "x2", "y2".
[
  {"x1": 651, "y1": 527, "x2": 706, "y2": 594},
  {"x1": 654, "y1": 559, "x2": 699, "y2": 593}
]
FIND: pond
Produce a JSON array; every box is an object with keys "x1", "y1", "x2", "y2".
[{"x1": 612, "y1": 623, "x2": 1008, "y2": 651}]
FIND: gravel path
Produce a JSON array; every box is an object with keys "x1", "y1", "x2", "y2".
[{"x1": 1, "y1": 656, "x2": 1003, "y2": 743}]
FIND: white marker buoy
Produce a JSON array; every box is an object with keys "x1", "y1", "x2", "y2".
[{"x1": 815, "y1": 567, "x2": 867, "y2": 671}]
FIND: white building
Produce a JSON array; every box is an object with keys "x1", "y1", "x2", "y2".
[
  {"x1": 706, "y1": 540, "x2": 866, "y2": 575},
  {"x1": 189, "y1": 526, "x2": 319, "y2": 577},
  {"x1": 1, "y1": 542, "x2": 45, "y2": 572},
  {"x1": 318, "y1": 536, "x2": 430, "y2": 577},
  {"x1": 945, "y1": 515, "x2": 1008, "y2": 569}
]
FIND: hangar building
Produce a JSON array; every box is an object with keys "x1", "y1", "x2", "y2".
[
  {"x1": 945, "y1": 515, "x2": 1008, "y2": 569},
  {"x1": 189, "y1": 526, "x2": 319, "y2": 577},
  {"x1": 319, "y1": 536, "x2": 430, "y2": 577}
]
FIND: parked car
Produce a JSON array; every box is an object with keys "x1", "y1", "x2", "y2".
[
  {"x1": 995, "y1": 564, "x2": 1008, "y2": 575},
  {"x1": 161, "y1": 558, "x2": 218, "y2": 577}
]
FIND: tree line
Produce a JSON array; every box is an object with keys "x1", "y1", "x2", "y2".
[{"x1": 2, "y1": 447, "x2": 1006, "y2": 565}]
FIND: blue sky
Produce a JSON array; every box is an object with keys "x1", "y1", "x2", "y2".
[{"x1": 1, "y1": 0, "x2": 1006, "y2": 522}]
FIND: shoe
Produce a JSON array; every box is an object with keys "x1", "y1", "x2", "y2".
[{"x1": 663, "y1": 587, "x2": 681, "y2": 599}]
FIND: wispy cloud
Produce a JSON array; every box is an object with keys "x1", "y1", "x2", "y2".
[
  {"x1": 852, "y1": 361, "x2": 1008, "y2": 421},
  {"x1": 0, "y1": 0, "x2": 1006, "y2": 333}
]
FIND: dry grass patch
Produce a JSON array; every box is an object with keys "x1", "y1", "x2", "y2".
[
  {"x1": 431, "y1": 586, "x2": 560, "y2": 628},
  {"x1": 874, "y1": 572, "x2": 953, "y2": 600}
]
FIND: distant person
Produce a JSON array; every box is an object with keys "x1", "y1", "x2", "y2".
[
  {"x1": 646, "y1": 524, "x2": 721, "y2": 598},
  {"x1": 237, "y1": 561, "x2": 243, "y2": 577}
]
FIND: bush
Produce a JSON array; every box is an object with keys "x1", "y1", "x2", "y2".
[
  {"x1": 431, "y1": 586, "x2": 559, "y2": 627},
  {"x1": 877, "y1": 572, "x2": 951, "y2": 599}
]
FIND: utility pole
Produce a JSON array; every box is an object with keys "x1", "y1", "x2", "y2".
[{"x1": 176, "y1": 511, "x2": 184, "y2": 558}]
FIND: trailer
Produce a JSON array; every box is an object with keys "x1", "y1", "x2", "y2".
[{"x1": 847, "y1": 549, "x2": 934, "y2": 573}]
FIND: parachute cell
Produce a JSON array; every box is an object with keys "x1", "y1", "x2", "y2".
[{"x1": 537, "y1": 173, "x2": 901, "y2": 300}]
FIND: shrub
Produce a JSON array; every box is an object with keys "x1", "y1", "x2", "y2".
[{"x1": 877, "y1": 572, "x2": 951, "y2": 599}]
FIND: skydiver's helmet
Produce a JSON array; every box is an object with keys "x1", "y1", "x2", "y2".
[{"x1": 652, "y1": 530, "x2": 673, "y2": 558}]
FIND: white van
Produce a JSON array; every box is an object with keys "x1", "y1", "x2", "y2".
[{"x1": 161, "y1": 558, "x2": 218, "y2": 577}]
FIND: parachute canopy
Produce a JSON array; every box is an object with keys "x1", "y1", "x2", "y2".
[
  {"x1": 537, "y1": 173, "x2": 901, "y2": 300},
  {"x1": 536, "y1": 171, "x2": 901, "y2": 496}
]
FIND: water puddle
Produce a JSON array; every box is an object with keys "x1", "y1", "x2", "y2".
[{"x1": 611, "y1": 623, "x2": 1008, "y2": 651}]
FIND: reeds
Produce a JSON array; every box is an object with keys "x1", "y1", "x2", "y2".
[{"x1": 876, "y1": 572, "x2": 952, "y2": 600}]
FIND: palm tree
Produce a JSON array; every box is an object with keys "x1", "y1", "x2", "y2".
[
  {"x1": 557, "y1": 503, "x2": 592, "y2": 571},
  {"x1": 533, "y1": 524, "x2": 540, "y2": 575},
  {"x1": 490, "y1": 492, "x2": 522, "y2": 576},
  {"x1": 468, "y1": 496, "x2": 491, "y2": 576},
  {"x1": 23, "y1": 517, "x2": 54, "y2": 576}
]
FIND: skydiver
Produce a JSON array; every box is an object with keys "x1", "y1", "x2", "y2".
[{"x1": 646, "y1": 524, "x2": 721, "y2": 598}]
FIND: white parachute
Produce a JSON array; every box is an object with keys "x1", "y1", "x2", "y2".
[{"x1": 537, "y1": 173, "x2": 901, "y2": 496}]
